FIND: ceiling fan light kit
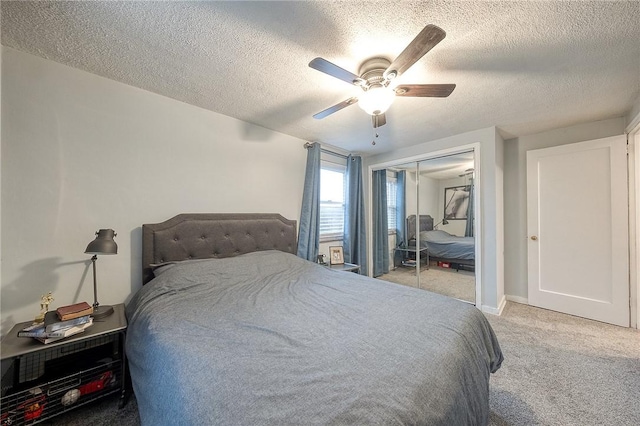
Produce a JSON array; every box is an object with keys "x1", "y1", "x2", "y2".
[
  {"x1": 356, "y1": 57, "x2": 395, "y2": 115},
  {"x1": 309, "y1": 24, "x2": 455, "y2": 130},
  {"x1": 358, "y1": 86, "x2": 395, "y2": 115}
]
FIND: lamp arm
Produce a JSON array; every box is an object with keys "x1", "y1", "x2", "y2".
[{"x1": 91, "y1": 255, "x2": 99, "y2": 309}]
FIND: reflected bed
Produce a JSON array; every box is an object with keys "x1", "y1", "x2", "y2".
[{"x1": 407, "y1": 214, "x2": 475, "y2": 269}]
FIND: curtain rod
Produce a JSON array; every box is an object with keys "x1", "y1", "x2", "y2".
[{"x1": 303, "y1": 142, "x2": 349, "y2": 159}]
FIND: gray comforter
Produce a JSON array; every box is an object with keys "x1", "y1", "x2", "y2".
[
  {"x1": 419, "y1": 230, "x2": 475, "y2": 260},
  {"x1": 126, "y1": 251, "x2": 502, "y2": 425}
]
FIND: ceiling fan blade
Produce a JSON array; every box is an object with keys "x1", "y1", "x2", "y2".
[
  {"x1": 309, "y1": 57, "x2": 361, "y2": 86},
  {"x1": 394, "y1": 84, "x2": 456, "y2": 97},
  {"x1": 384, "y1": 25, "x2": 446, "y2": 79},
  {"x1": 313, "y1": 97, "x2": 358, "y2": 119},
  {"x1": 372, "y1": 113, "x2": 387, "y2": 128}
]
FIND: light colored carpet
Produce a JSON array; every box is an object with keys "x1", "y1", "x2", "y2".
[
  {"x1": 486, "y1": 302, "x2": 640, "y2": 426},
  {"x1": 379, "y1": 263, "x2": 476, "y2": 303},
  {"x1": 53, "y1": 302, "x2": 639, "y2": 426}
]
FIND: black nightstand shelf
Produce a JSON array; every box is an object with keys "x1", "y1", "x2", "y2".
[{"x1": 1, "y1": 304, "x2": 127, "y2": 425}]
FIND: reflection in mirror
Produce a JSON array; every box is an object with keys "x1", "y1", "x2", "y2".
[
  {"x1": 374, "y1": 151, "x2": 476, "y2": 305},
  {"x1": 372, "y1": 163, "x2": 417, "y2": 283}
]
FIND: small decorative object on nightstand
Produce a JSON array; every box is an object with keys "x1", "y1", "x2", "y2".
[
  {"x1": 329, "y1": 246, "x2": 344, "y2": 265},
  {"x1": 85, "y1": 229, "x2": 118, "y2": 319},
  {"x1": 33, "y1": 292, "x2": 54, "y2": 324}
]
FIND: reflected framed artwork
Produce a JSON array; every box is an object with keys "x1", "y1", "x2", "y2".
[{"x1": 444, "y1": 185, "x2": 471, "y2": 220}]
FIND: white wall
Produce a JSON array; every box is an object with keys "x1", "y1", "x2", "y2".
[
  {"x1": 397, "y1": 170, "x2": 444, "y2": 231},
  {"x1": 364, "y1": 127, "x2": 504, "y2": 312},
  {"x1": 419, "y1": 174, "x2": 439, "y2": 219},
  {"x1": 1, "y1": 48, "x2": 307, "y2": 335},
  {"x1": 503, "y1": 117, "x2": 626, "y2": 300}
]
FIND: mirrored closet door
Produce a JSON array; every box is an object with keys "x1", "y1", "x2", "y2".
[
  {"x1": 416, "y1": 152, "x2": 476, "y2": 304},
  {"x1": 372, "y1": 162, "x2": 418, "y2": 287},
  {"x1": 372, "y1": 151, "x2": 477, "y2": 305}
]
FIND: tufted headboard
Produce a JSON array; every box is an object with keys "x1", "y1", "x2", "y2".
[
  {"x1": 142, "y1": 213, "x2": 297, "y2": 284},
  {"x1": 406, "y1": 214, "x2": 434, "y2": 240}
]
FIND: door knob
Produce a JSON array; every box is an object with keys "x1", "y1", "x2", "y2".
[{"x1": 530, "y1": 236, "x2": 538, "y2": 241}]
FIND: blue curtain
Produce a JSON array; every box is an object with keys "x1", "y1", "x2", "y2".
[
  {"x1": 297, "y1": 143, "x2": 321, "y2": 261},
  {"x1": 372, "y1": 170, "x2": 389, "y2": 277},
  {"x1": 343, "y1": 155, "x2": 367, "y2": 274},
  {"x1": 465, "y1": 179, "x2": 475, "y2": 237},
  {"x1": 395, "y1": 171, "x2": 406, "y2": 247}
]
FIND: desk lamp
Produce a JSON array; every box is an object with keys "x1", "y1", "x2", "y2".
[
  {"x1": 434, "y1": 218, "x2": 449, "y2": 230},
  {"x1": 85, "y1": 229, "x2": 117, "y2": 318}
]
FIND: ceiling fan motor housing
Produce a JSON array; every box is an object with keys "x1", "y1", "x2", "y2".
[{"x1": 358, "y1": 57, "x2": 393, "y2": 89}]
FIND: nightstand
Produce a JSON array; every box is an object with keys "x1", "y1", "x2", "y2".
[
  {"x1": 1, "y1": 304, "x2": 127, "y2": 424},
  {"x1": 327, "y1": 263, "x2": 361, "y2": 273}
]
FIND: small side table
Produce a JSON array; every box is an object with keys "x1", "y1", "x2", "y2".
[
  {"x1": 327, "y1": 263, "x2": 361, "y2": 273},
  {"x1": 393, "y1": 246, "x2": 429, "y2": 270},
  {"x1": 1, "y1": 304, "x2": 128, "y2": 424}
]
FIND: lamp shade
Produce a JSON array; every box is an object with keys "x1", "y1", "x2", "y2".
[
  {"x1": 85, "y1": 229, "x2": 118, "y2": 255},
  {"x1": 358, "y1": 86, "x2": 395, "y2": 115}
]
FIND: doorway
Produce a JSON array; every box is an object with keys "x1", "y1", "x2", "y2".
[{"x1": 370, "y1": 148, "x2": 479, "y2": 305}]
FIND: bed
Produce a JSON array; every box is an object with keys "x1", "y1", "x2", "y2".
[
  {"x1": 406, "y1": 214, "x2": 475, "y2": 270},
  {"x1": 126, "y1": 213, "x2": 502, "y2": 425}
]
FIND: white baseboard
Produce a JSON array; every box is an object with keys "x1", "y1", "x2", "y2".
[
  {"x1": 482, "y1": 295, "x2": 507, "y2": 316},
  {"x1": 506, "y1": 295, "x2": 529, "y2": 305}
]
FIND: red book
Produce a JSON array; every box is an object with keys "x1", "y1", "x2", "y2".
[{"x1": 56, "y1": 302, "x2": 94, "y2": 321}]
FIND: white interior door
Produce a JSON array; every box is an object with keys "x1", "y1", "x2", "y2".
[{"x1": 527, "y1": 135, "x2": 629, "y2": 327}]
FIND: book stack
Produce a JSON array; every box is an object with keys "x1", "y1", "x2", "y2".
[{"x1": 19, "y1": 302, "x2": 94, "y2": 344}]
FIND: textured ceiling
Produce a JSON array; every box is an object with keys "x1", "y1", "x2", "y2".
[{"x1": 2, "y1": 1, "x2": 639, "y2": 154}]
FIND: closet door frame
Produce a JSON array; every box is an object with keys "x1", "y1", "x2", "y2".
[{"x1": 367, "y1": 143, "x2": 482, "y2": 308}]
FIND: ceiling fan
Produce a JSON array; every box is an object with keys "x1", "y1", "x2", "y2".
[{"x1": 309, "y1": 24, "x2": 456, "y2": 129}]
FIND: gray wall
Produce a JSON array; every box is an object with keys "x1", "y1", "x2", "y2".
[
  {"x1": 405, "y1": 170, "x2": 439, "y2": 223},
  {"x1": 421, "y1": 175, "x2": 440, "y2": 220},
  {"x1": 503, "y1": 117, "x2": 627, "y2": 300},
  {"x1": 1, "y1": 48, "x2": 307, "y2": 335}
]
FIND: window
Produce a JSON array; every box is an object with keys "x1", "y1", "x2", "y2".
[
  {"x1": 320, "y1": 165, "x2": 346, "y2": 241},
  {"x1": 387, "y1": 173, "x2": 397, "y2": 234}
]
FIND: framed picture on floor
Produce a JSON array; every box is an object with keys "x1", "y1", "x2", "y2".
[{"x1": 329, "y1": 246, "x2": 344, "y2": 265}]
